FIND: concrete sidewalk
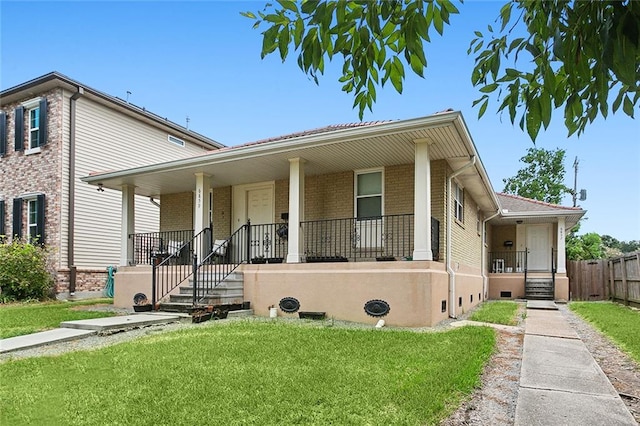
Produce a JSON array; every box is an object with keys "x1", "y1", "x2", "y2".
[
  {"x1": 0, "y1": 313, "x2": 182, "y2": 354},
  {"x1": 514, "y1": 302, "x2": 636, "y2": 425}
]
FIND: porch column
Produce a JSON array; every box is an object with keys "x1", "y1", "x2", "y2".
[
  {"x1": 413, "y1": 140, "x2": 433, "y2": 260},
  {"x1": 194, "y1": 173, "x2": 211, "y2": 261},
  {"x1": 286, "y1": 158, "x2": 305, "y2": 263},
  {"x1": 557, "y1": 216, "x2": 566, "y2": 273},
  {"x1": 120, "y1": 185, "x2": 135, "y2": 266}
]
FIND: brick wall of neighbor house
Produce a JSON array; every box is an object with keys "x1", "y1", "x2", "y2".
[
  {"x1": 160, "y1": 192, "x2": 194, "y2": 231},
  {"x1": 305, "y1": 171, "x2": 354, "y2": 220},
  {"x1": 213, "y1": 186, "x2": 231, "y2": 238},
  {"x1": 0, "y1": 88, "x2": 64, "y2": 273},
  {"x1": 56, "y1": 269, "x2": 108, "y2": 293}
]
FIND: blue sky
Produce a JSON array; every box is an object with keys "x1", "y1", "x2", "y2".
[{"x1": 2, "y1": 1, "x2": 639, "y2": 240}]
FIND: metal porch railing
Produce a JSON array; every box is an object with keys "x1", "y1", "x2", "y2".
[{"x1": 129, "y1": 229, "x2": 194, "y2": 265}]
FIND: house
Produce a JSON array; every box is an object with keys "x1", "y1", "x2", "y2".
[
  {"x1": 0, "y1": 72, "x2": 223, "y2": 296},
  {"x1": 83, "y1": 111, "x2": 585, "y2": 327}
]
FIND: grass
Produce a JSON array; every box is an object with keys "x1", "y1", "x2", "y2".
[
  {"x1": 0, "y1": 299, "x2": 117, "y2": 339},
  {"x1": 469, "y1": 301, "x2": 520, "y2": 326},
  {"x1": 569, "y1": 301, "x2": 640, "y2": 364},
  {"x1": 0, "y1": 320, "x2": 496, "y2": 425}
]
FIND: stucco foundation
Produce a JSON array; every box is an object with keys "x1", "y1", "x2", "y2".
[{"x1": 487, "y1": 273, "x2": 569, "y2": 301}]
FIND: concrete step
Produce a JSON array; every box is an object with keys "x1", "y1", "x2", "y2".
[
  {"x1": 169, "y1": 292, "x2": 243, "y2": 304},
  {"x1": 60, "y1": 313, "x2": 183, "y2": 332},
  {"x1": 179, "y1": 282, "x2": 243, "y2": 294}
]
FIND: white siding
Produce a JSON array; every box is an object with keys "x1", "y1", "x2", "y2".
[{"x1": 73, "y1": 97, "x2": 212, "y2": 268}]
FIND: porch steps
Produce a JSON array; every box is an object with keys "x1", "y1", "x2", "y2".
[
  {"x1": 159, "y1": 272, "x2": 245, "y2": 313},
  {"x1": 525, "y1": 278, "x2": 554, "y2": 300}
]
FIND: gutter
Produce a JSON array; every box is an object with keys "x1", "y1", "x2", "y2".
[
  {"x1": 68, "y1": 86, "x2": 84, "y2": 295},
  {"x1": 481, "y1": 209, "x2": 501, "y2": 300},
  {"x1": 447, "y1": 155, "x2": 476, "y2": 319}
]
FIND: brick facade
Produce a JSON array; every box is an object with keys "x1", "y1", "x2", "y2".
[{"x1": 160, "y1": 192, "x2": 193, "y2": 231}]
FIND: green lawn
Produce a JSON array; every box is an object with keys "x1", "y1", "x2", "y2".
[
  {"x1": 469, "y1": 301, "x2": 520, "y2": 326},
  {"x1": 0, "y1": 299, "x2": 118, "y2": 339},
  {"x1": 569, "y1": 301, "x2": 640, "y2": 364},
  {"x1": 0, "y1": 321, "x2": 495, "y2": 425}
]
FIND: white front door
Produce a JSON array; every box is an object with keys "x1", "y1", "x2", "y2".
[
  {"x1": 526, "y1": 224, "x2": 551, "y2": 271},
  {"x1": 247, "y1": 187, "x2": 274, "y2": 258}
]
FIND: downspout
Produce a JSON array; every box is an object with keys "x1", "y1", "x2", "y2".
[
  {"x1": 68, "y1": 87, "x2": 84, "y2": 296},
  {"x1": 447, "y1": 155, "x2": 476, "y2": 318},
  {"x1": 481, "y1": 209, "x2": 501, "y2": 301}
]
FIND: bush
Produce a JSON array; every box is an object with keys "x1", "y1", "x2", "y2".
[{"x1": 0, "y1": 239, "x2": 55, "y2": 302}]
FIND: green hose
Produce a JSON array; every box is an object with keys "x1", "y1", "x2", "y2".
[{"x1": 104, "y1": 266, "x2": 116, "y2": 298}]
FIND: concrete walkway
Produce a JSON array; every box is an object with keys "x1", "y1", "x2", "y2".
[
  {"x1": 514, "y1": 301, "x2": 636, "y2": 425},
  {"x1": 0, "y1": 313, "x2": 182, "y2": 354}
]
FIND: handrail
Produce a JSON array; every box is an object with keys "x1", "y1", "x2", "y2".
[
  {"x1": 488, "y1": 250, "x2": 528, "y2": 273},
  {"x1": 192, "y1": 221, "x2": 251, "y2": 306},
  {"x1": 129, "y1": 229, "x2": 194, "y2": 265},
  {"x1": 524, "y1": 247, "x2": 528, "y2": 285},
  {"x1": 151, "y1": 227, "x2": 211, "y2": 307},
  {"x1": 551, "y1": 247, "x2": 556, "y2": 292}
]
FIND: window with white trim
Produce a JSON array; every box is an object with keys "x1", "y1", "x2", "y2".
[
  {"x1": 453, "y1": 181, "x2": 464, "y2": 222},
  {"x1": 27, "y1": 199, "x2": 38, "y2": 241},
  {"x1": 28, "y1": 107, "x2": 40, "y2": 149},
  {"x1": 355, "y1": 170, "x2": 383, "y2": 219}
]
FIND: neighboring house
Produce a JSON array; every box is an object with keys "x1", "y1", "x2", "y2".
[
  {"x1": 0, "y1": 72, "x2": 223, "y2": 295},
  {"x1": 85, "y1": 111, "x2": 585, "y2": 327}
]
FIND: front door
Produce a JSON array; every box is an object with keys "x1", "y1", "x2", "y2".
[
  {"x1": 526, "y1": 224, "x2": 551, "y2": 271},
  {"x1": 247, "y1": 187, "x2": 274, "y2": 258}
]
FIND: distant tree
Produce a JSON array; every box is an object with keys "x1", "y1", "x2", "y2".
[
  {"x1": 502, "y1": 147, "x2": 571, "y2": 204},
  {"x1": 244, "y1": 1, "x2": 640, "y2": 141},
  {"x1": 601, "y1": 235, "x2": 640, "y2": 255},
  {"x1": 566, "y1": 231, "x2": 604, "y2": 261}
]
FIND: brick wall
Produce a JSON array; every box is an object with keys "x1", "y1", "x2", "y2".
[
  {"x1": 305, "y1": 171, "x2": 353, "y2": 220},
  {"x1": 213, "y1": 186, "x2": 231, "y2": 238},
  {"x1": 384, "y1": 164, "x2": 413, "y2": 215},
  {"x1": 160, "y1": 192, "x2": 193, "y2": 231},
  {"x1": 275, "y1": 179, "x2": 289, "y2": 222},
  {"x1": 56, "y1": 268, "x2": 108, "y2": 293},
  {"x1": 449, "y1": 167, "x2": 483, "y2": 268}
]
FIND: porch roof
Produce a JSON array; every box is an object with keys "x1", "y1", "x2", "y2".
[
  {"x1": 490, "y1": 193, "x2": 585, "y2": 229},
  {"x1": 82, "y1": 110, "x2": 500, "y2": 212}
]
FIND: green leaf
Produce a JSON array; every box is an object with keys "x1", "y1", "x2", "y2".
[
  {"x1": 479, "y1": 83, "x2": 498, "y2": 93},
  {"x1": 277, "y1": 0, "x2": 298, "y2": 13},
  {"x1": 622, "y1": 95, "x2": 635, "y2": 118},
  {"x1": 409, "y1": 53, "x2": 425, "y2": 77},
  {"x1": 499, "y1": 2, "x2": 512, "y2": 32},
  {"x1": 240, "y1": 11, "x2": 257, "y2": 19},
  {"x1": 478, "y1": 98, "x2": 489, "y2": 118},
  {"x1": 278, "y1": 25, "x2": 290, "y2": 60}
]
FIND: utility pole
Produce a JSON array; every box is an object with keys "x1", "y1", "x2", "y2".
[{"x1": 572, "y1": 156, "x2": 579, "y2": 207}]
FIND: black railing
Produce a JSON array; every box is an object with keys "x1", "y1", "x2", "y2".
[
  {"x1": 551, "y1": 247, "x2": 556, "y2": 289},
  {"x1": 192, "y1": 221, "x2": 251, "y2": 305},
  {"x1": 488, "y1": 250, "x2": 528, "y2": 273},
  {"x1": 247, "y1": 222, "x2": 289, "y2": 263},
  {"x1": 129, "y1": 229, "x2": 194, "y2": 265},
  {"x1": 151, "y1": 227, "x2": 211, "y2": 307},
  {"x1": 301, "y1": 214, "x2": 437, "y2": 262}
]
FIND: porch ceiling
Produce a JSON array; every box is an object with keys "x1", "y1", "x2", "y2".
[{"x1": 83, "y1": 111, "x2": 499, "y2": 212}]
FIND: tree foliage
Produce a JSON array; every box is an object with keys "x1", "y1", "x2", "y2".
[
  {"x1": 244, "y1": 0, "x2": 640, "y2": 141},
  {"x1": 502, "y1": 147, "x2": 571, "y2": 204},
  {"x1": 601, "y1": 234, "x2": 640, "y2": 256},
  {"x1": 566, "y1": 231, "x2": 604, "y2": 261},
  {"x1": 0, "y1": 239, "x2": 54, "y2": 302}
]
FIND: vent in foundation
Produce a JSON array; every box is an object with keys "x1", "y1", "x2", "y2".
[
  {"x1": 441, "y1": 300, "x2": 446, "y2": 312},
  {"x1": 500, "y1": 291, "x2": 512, "y2": 298},
  {"x1": 279, "y1": 297, "x2": 300, "y2": 313},
  {"x1": 458, "y1": 297, "x2": 462, "y2": 307},
  {"x1": 470, "y1": 294, "x2": 473, "y2": 303},
  {"x1": 479, "y1": 293, "x2": 482, "y2": 301},
  {"x1": 364, "y1": 299, "x2": 390, "y2": 317}
]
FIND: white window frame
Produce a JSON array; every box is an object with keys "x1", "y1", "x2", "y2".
[
  {"x1": 21, "y1": 98, "x2": 42, "y2": 155},
  {"x1": 453, "y1": 181, "x2": 464, "y2": 223},
  {"x1": 354, "y1": 168, "x2": 384, "y2": 220},
  {"x1": 27, "y1": 198, "x2": 38, "y2": 242},
  {"x1": 168, "y1": 135, "x2": 185, "y2": 147},
  {"x1": 28, "y1": 107, "x2": 40, "y2": 150}
]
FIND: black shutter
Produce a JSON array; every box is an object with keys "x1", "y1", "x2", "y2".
[
  {"x1": 36, "y1": 194, "x2": 45, "y2": 245},
  {"x1": 38, "y1": 98, "x2": 47, "y2": 146},
  {"x1": 14, "y1": 106, "x2": 24, "y2": 151},
  {"x1": 0, "y1": 200, "x2": 5, "y2": 236},
  {"x1": 0, "y1": 112, "x2": 6, "y2": 156},
  {"x1": 12, "y1": 198, "x2": 22, "y2": 238}
]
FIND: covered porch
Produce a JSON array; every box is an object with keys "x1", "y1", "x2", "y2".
[{"x1": 83, "y1": 112, "x2": 498, "y2": 326}]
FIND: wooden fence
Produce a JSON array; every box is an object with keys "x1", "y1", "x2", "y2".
[{"x1": 568, "y1": 252, "x2": 640, "y2": 307}]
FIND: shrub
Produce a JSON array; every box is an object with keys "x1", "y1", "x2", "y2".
[{"x1": 0, "y1": 239, "x2": 55, "y2": 302}]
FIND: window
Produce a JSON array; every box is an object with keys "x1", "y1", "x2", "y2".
[
  {"x1": 15, "y1": 97, "x2": 47, "y2": 153},
  {"x1": 168, "y1": 135, "x2": 185, "y2": 147},
  {"x1": 28, "y1": 107, "x2": 40, "y2": 149},
  {"x1": 453, "y1": 181, "x2": 464, "y2": 222},
  {"x1": 27, "y1": 199, "x2": 38, "y2": 241},
  {"x1": 355, "y1": 170, "x2": 383, "y2": 219}
]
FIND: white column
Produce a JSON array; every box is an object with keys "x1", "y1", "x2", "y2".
[
  {"x1": 413, "y1": 140, "x2": 432, "y2": 260},
  {"x1": 120, "y1": 185, "x2": 135, "y2": 266},
  {"x1": 194, "y1": 173, "x2": 211, "y2": 261},
  {"x1": 286, "y1": 158, "x2": 305, "y2": 263},
  {"x1": 557, "y1": 216, "x2": 566, "y2": 273}
]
